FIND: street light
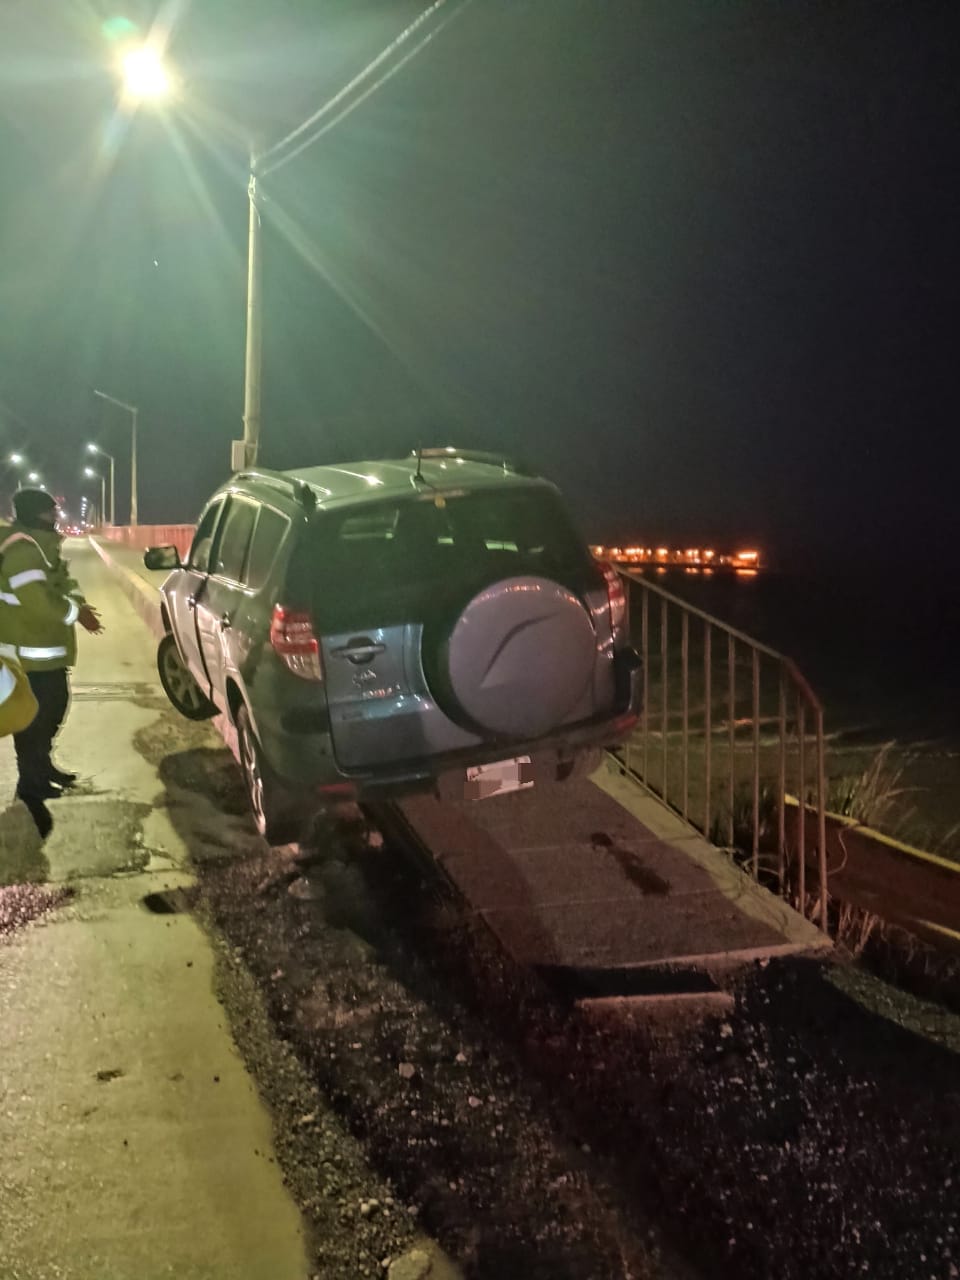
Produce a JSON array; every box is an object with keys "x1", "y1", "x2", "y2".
[
  {"x1": 8, "y1": 453, "x2": 27, "y2": 490},
  {"x1": 108, "y1": 48, "x2": 261, "y2": 471},
  {"x1": 118, "y1": 44, "x2": 173, "y2": 104},
  {"x1": 27, "y1": 471, "x2": 40, "y2": 484},
  {"x1": 86, "y1": 443, "x2": 115, "y2": 524},
  {"x1": 84, "y1": 467, "x2": 106, "y2": 528},
  {"x1": 93, "y1": 390, "x2": 138, "y2": 526}
]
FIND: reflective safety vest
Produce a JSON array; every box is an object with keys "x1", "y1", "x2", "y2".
[{"x1": 0, "y1": 525, "x2": 84, "y2": 672}]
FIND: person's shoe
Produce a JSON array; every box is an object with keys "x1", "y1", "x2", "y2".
[
  {"x1": 16, "y1": 793, "x2": 54, "y2": 839},
  {"x1": 17, "y1": 781, "x2": 64, "y2": 803},
  {"x1": 48, "y1": 766, "x2": 77, "y2": 789}
]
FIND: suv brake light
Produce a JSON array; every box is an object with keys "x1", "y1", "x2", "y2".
[
  {"x1": 598, "y1": 560, "x2": 626, "y2": 640},
  {"x1": 270, "y1": 605, "x2": 324, "y2": 681}
]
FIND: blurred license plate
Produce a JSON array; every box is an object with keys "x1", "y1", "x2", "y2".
[{"x1": 465, "y1": 756, "x2": 534, "y2": 799}]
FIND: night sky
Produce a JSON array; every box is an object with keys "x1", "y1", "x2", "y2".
[{"x1": 0, "y1": 1, "x2": 957, "y2": 569}]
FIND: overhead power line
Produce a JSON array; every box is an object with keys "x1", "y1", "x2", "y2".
[{"x1": 259, "y1": 0, "x2": 472, "y2": 178}]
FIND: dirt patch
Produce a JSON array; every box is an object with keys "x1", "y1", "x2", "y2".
[{"x1": 0, "y1": 883, "x2": 71, "y2": 939}]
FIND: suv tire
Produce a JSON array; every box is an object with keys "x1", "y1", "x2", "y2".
[
  {"x1": 236, "y1": 703, "x2": 302, "y2": 846},
  {"x1": 157, "y1": 633, "x2": 218, "y2": 721}
]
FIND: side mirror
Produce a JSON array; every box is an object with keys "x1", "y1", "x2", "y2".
[{"x1": 144, "y1": 545, "x2": 181, "y2": 571}]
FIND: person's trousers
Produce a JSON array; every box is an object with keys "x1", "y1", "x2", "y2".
[{"x1": 13, "y1": 668, "x2": 70, "y2": 795}]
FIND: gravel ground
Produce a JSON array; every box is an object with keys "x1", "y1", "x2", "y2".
[
  {"x1": 0, "y1": 883, "x2": 71, "y2": 938},
  {"x1": 140, "y1": 717, "x2": 960, "y2": 1279}
]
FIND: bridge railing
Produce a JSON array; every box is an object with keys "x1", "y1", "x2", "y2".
[
  {"x1": 614, "y1": 570, "x2": 829, "y2": 931},
  {"x1": 100, "y1": 524, "x2": 196, "y2": 560}
]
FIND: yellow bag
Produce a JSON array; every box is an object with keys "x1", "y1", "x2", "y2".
[{"x1": 0, "y1": 655, "x2": 39, "y2": 736}]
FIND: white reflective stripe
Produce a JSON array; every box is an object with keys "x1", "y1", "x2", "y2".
[
  {"x1": 18, "y1": 645, "x2": 68, "y2": 660},
  {"x1": 0, "y1": 643, "x2": 17, "y2": 659},
  {"x1": 63, "y1": 598, "x2": 80, "y2": 626},
  {"x1": 0, "y1": 664, "x2": 16, "y2": 706},
  {"x1": 8, "y1": 568, "x2": 48, "y2": 590},
  {"x1": 0, "y1": 592, "x2": 20, "y2": 605},
  {"x1": 0, "y1": 531, "x2": 52, "y2": 567}
]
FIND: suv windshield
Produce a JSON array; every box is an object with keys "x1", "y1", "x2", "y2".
[{"x1": 295, "y1": 486, "x2": 596, "y2": 632}]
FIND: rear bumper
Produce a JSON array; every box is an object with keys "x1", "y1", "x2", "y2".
[{"x1": 268, "y1": 645, "x2": 643, "y2": 802}]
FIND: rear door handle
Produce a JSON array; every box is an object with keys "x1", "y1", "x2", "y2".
[
  {"x1": 187, "y1": 596, "x2": 197, "y2": 611},
  {"x1": 332, "y1": 638, "x2": 386, "y2": 664},
  {"x1": 219, "y1": 613, "x2": 232, "y2": 631}
]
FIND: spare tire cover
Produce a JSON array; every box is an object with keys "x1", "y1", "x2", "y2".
[{"x1": 441, "y1": 575, "x2": 596, "y2": 738}]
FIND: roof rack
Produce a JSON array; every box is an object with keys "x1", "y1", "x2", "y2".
[
  {"x1": 408, "y1": 447, "x2": 539, "y2": 478},
  {"x1": 232, "y1": 468, "x2": 317, "y2": 510}
]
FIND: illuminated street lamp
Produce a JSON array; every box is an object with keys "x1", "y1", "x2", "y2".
[
  {"x1": 84, "y1": 466, "x2": 107, "y2": 527},
  {"x1": 8, "y1": 453, "x2": 27, "y2": 490},
  {"x1": 108, "y1": 44, "x2": 261, "y2": 471},
  {"x1": 118, "y1": 44, "x2": 173, "y2": 104},
  {"x1": 86, "y1": 443, "x2": 115, "y2": 524},
  {"x1": 27, "y1": 471, "x2": 41, "y2": 484}
]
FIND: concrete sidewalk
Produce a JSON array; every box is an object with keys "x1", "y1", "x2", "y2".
[
  {"x1": 94, "y1": 538, "x2": 830, "y2": 1000},
  {"x1": 0, "y1": 542, "x2": 309, "y2": 1279}
]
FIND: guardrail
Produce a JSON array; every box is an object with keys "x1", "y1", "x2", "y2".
[
  {"x1": 100, "y1": 524, "x2": 195, "y2": 559},
  {"x1": 614, "y1": 571, "x2": 829, "y2": 932}
]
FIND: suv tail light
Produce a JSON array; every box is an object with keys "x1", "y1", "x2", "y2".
[
  {"x1": 598, "y1": 560, "x2": 627, "y2": 641},
  {"x1": 270, "y1": 605, "x2": 324, "y2": 681}
]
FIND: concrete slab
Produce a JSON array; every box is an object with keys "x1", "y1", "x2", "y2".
[{"x1": 397, "y1": 757, "x2": 830, "y2": 979}]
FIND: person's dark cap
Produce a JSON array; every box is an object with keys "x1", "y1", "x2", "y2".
[{"x1": 13, "y1": 487, "x2": 57, "y2": 526}]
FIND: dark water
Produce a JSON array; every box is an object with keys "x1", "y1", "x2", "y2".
[{"x1": 639, "y1": 566, "x2": 960, "y2": 747}]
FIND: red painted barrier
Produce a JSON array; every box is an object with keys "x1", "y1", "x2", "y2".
[{"x1": 101, "y1": 524, "x2": 196, "y2": 559}]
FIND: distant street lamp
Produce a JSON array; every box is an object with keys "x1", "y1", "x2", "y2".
[
  {"x1": 8, "y1": 453, "x2": 27, "y2": 490},
  {"x1": 93, "y1": 389, "x2": 138, "y2": 526},
  {"x1": 26, "y1": 471, "x2": 40, "y2": 484},
  {"x1": 84, "y1": 467, "x2": 107, "y2": 527},
  {"x1": 86, "y1": 443, "x2": 115, "y2": 524}
]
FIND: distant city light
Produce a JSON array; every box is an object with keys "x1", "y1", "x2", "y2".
[{"x1": 591, "y1": 544, "x2": 764, "y2": 573}]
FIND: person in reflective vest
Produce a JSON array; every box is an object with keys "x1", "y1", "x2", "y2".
[{"x1": 0, "y1": 488, "x2": 103, "y2": 833}]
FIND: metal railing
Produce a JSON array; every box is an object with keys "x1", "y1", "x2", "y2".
[{"x1": 614, "y1": 571, "x2": 829, "y2": 931}]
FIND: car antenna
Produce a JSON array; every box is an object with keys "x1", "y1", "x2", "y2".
[{"x1": 414, "y1": 445, "x2": 424, "y2": 484}]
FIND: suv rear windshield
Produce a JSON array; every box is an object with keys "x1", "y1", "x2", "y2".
[{"x1": 294, "y1": 486, "x2": 597, "y2": 632}]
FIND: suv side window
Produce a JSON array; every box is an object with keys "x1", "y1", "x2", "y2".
[
  {"x1": 188, "y1": 500, "x2": 224, "y2": 573},
  {"x1": 212, "y1": 497, "x2": 258, "y2": 583},
  {"x1": 244, "y1": 505, "x2": 290, "y2": 591}
]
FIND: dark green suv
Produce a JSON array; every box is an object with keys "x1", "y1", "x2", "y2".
[{"x1": 146, "y1": 450, "x2": 641, "y2": 843}]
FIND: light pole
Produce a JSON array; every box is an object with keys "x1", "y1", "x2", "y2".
[
  {"x1": 84, "y1": 467, "x2": 106, "y2": 528},
  {"x1": 239, "y1": 149, "x2": 263, "y2": 471},
  {"x1": 113, "y1": 47, "x2": 261, "y2": 471},
  {"x1": 87, "y1": 443, "x2": 115, "y2": 524},
  {"x1": 93, "y1": 390, "x2": 138, "y2": 526}
]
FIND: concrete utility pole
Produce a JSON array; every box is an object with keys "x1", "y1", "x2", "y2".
[
  {"x1": 93, "y1": 390, "x2": 139, "y2": 526},
  {"x1": 236, "y1": 148, "x2": 263, "y2": 472}
]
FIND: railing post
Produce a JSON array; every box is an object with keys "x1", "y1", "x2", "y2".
[
  {"x1": 703, "y1": 622, "x2": 712, "y2": 839},
  {"x1": 641, "y1": 589, "x2": 649, "y2": 782},
  {"x1": 681, "y1": 611, "x2": 689, "y2": 821},
  {"x1": 816, "y1": 706, "x2": 829, "y2": 934},
  {"x1": 661, "y1": 597, "x2": 669, "y2": 807},
  {"x1": 727, "y1": 634, "x2": 736, "y2": 848},
  {"x1": 751, "y1": 648, "x2": 760, "y2": 881},
  {"x1": 797, "y1": 700, "x2": 807, "y2": 915},
  {"x1": 777, "y1": 666, "x2": 787, "y2": 894}
]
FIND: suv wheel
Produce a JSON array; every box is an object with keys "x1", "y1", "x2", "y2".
[
  {"x1": 428, "y1": 575, "x2": 597, "y2": 739},
  {"x1": 157, "y1": 633, "x2": 217, "y2": 721},
  {"x1": 236, "y1": 703, "x2": 302, "y2": 846}
]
